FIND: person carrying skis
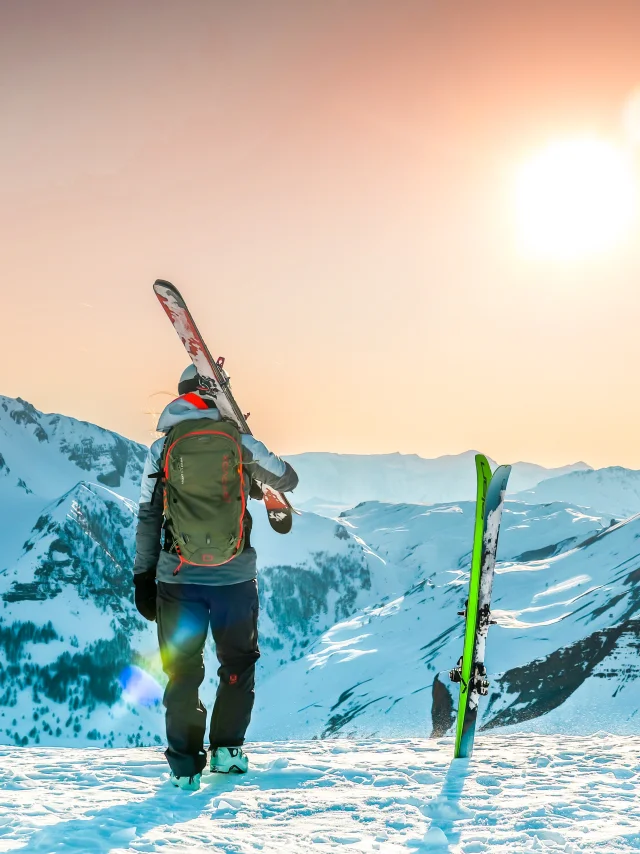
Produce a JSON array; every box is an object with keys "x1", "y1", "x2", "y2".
[{"x1": 132, "y1": 365, "x2": 298, "y2": 791}]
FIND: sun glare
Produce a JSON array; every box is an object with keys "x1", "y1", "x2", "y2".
[{"x1": 514, "y1": 137, "x2": 637, "y2": 260}]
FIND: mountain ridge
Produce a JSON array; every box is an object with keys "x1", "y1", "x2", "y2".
[
  {"x1": 0, "y1": 393, "x2": 636, "y2": 746},
  {"x1": 516, "y1": 465, "x2": 640, "y2": 519},
  {"x1": 285, "y1": 449, "x2": 592, "y2": 511}
]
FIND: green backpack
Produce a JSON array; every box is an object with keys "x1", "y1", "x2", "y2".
[{"x1": 161, "y1": 417, "x2": 246, "y2": 566}]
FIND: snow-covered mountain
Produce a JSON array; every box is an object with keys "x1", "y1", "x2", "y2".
[
  {"x1": 0, "y1": 396, "x2": 391, "y2": 747},
  {"x1": 285, "y1": 451, "x2": 590, "y2": 514},
  {"x1": 0, "y1": 396, "x2": 146, "y2": 503},
  {"x1": 516, "y1": 466, "x2": 640, "y2": 519},
  {"x1": 0, "y1": 395, "x2": 637, "y2": 750},
  {"x1": 0, "y1": 477, "x2": 382, "y2": 747},
  {"x1": 0, "y1": 396, "x2": 146, "y2": 578},
  {"x1": 254, "y1": 500, "x2": 640, "y2": 740}
]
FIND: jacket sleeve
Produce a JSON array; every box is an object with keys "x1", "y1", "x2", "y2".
[
  {"x1": 242, "y1": 434, "x2": 299, "y2": 493},
  {"x1": 133, "y1": 440, "x2": 165, "y2": 576}
]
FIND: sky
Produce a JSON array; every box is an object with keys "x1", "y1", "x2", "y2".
[{"x1": 1, "y1": 0, "x2": 640, "y2": 468}]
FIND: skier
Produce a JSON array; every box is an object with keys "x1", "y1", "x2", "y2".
[{"x1": 133, "y1": 365, "x2": 298, "y2": 791}]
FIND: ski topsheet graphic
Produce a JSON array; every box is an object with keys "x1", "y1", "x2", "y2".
[
  {"x1": 451, "y1": 457, "x2": 511, "y2": 758},
  {"x1": 153, "y1": 279, "x2": 295, "y2": 534}
]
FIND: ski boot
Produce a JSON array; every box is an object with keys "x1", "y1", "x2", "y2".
[
  {"x1": 210, "y1": 746, "x2": 249, "y2": 774},
  {"x1": 169, "y1": 771, "x2": 202, "y2": 791}
]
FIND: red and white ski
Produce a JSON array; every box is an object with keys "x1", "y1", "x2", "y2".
[{"x1": 153, "y1": 279, "x2": 295, "y2": 535}]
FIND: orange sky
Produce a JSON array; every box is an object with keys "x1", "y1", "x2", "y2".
[{"x1": 1, "y1": 0, "x2": 640, "y2": 467}]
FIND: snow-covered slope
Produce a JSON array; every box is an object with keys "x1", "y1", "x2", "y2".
[
  {"x1": 286, "y1": 451, "x2": 590, "y2": 513},
  {"x1": 1, "y1": 736, "x2": 638, "y2": 853},
  {"x1": 0, "y1": 397, "x2": 394, "y2": 747},
  {"x1": 0, "y1": 477, "x2": 387, "y2": 747},
  {"x1": 0, "y1": 395, "x2": 637, "y2": 750},
  {"x1": 516, "y1": 466, "x2": 640, "y2": 519},
  {"x1": 0, "y1": 395, "x2": 146, "y2": 576},
  {"x1": 0, "y1": 396, "x2": 145, "y2": 503},
  {"x1": 253, "y1": 500, "x2": 640, "y2": 741}
]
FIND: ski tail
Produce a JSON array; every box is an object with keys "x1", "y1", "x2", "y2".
[
  {"x1": 262, "y1": 484, "x2": 294, "y2": 533},
  {"x1": 454, "y1": 454, "x2": 492, "y2": 758}
]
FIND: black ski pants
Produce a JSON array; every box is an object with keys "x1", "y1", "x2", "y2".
[{"x1": 157, "y1": 578, "x2": 260, "y2": 778}]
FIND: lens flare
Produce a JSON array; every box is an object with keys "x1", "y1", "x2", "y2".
[{"x1": 119, "y1": 665, "x2": 163, "y2": 707}]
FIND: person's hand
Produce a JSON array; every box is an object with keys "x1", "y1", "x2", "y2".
[
  {"x1": 249, "y1": 479, "x2": 264, "y2": 500},
  {"x1": 133, "y1": 570, "x2": 157, "y2": 621}
]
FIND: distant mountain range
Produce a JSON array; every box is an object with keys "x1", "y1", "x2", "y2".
[
  {"x1": 0, "y1": 395, "x2": 637, "y2": 747},
  {"x1": 285, "y1": 451, "x2": 591, "y2": 514},
  {"x1": 515, "y1": 466, "x2": 640, "y2": 519}
]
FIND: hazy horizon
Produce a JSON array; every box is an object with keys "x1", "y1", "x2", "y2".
[
  {"x1": 0, "y1": 391, "x2": 599, "y2": 473},
  {"x1": 2, "y1": 1, "x2": 640, "y2": 468}
]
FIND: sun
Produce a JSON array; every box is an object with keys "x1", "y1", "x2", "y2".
[{"x1": 514, "y1": 137, "x2": 637, "y2": 260}]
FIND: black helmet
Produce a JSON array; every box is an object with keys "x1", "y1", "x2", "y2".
[{"x1": 178, "y1": 365, "x2": 199, "y2": 396}]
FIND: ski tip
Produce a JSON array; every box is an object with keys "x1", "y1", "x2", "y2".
[
  {"x1": 153, "y1": 280, "x2": 187, "y2": 307},
  {"x1": 153, "y1": 279, "x2": 177, "y2": 291},
  {"x1": 474, "y1": 453, "x2": 492, "y2": 484},
  {"x1": 492, "y1": 463, "x2": 512, "y2": 487}
]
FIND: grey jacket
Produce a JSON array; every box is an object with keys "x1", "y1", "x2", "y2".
[{"x1": 133, "y1": 395, "x2": 298, "y2": 585}]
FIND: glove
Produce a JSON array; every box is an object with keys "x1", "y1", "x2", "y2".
[
  {"x1": 249, "y1": 479, "x2": 264, "y2": 501},
  {"x1": 133, "y1": 570, "x2": 157, "y2": 622}
]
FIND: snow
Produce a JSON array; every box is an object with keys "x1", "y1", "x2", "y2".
[
  {"x1": 249, "y1": 500, "x2": 640, "y2": 742},
  {"x1": 0, "y1": 736, "x2": 638, "y2": 852},
  {"x1": 0, "y1": 398, "x2": 640, "y2": 854},
  {"x1": 515, "y1": 467, "x2": 640, "y2": 519},
  {"x1": 1, "y1": 449, "x2": 637, "y2": 747},
  {"x1": 0, "y1": 393, "x2": 639, "y2": 850}
]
